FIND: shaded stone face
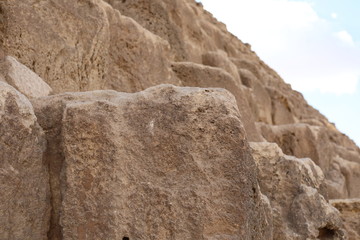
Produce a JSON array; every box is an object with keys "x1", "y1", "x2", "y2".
[
  {"x1": 33, "y1": 85, "x2": 271, "y2": 240},
  {"x1": 1, "y1": 0, "x2": 360, "y2": 239},
  {"x1": 0, "y1": 48, "x2": 4, "y2": 60},
  {"x1": 0, "y1": 0, "x2": 177, "y2": 94},
  {"x1": 331, "y1": 199, "x2": 360, "y2": 240},
  {"x1": 0, "y1": 82, "x2": 50, "y2": 240},
  {"x1": 250, "y1": 142, "x2": 347, "y2": 240},
  {"x1": 257, "y1": 122, "x2": 360, "y2": 199},
  {"x1": 104, "y1": 0, "x2": 250, "y2": 62},
  {"x1": 171, "y1": 61, "x2": 262, "y2": 141}
]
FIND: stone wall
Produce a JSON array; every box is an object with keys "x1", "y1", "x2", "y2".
[{"x1": 0, "y1": 0, "x2": 358, "y2": 239}]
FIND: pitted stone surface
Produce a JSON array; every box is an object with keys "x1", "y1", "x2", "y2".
[
  {"x1": 33, "y1": 85, "x2": 271, "y2": 240},
  {"x1": 0, "y1": 82, "x2": 50, "y2": 240}
]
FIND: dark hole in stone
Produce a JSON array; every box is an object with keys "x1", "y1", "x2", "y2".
[
  {"x1": 0, "y1": 6, "x2": 4, "y2": 25},
  {"x1": 122, "y1": 0, "x2": 126, "y2": 3},
  {"x1": 123, "y1": 237, "x2": 129, "y2": 240},
  {"x1": 241, "y1": 76, "x2": 252, "y2": 88},
  {"x1": 318, "y1": 227, "x2": 336, "y2": 239}
]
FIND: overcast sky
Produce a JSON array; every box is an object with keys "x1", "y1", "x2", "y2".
[{"x1": 199, "y1": 0, "x2": 360, "y2": 146}]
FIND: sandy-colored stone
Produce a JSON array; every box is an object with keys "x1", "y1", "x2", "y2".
[
  {"x1": 202, "y1": 51, "x2": 241, "y2": 82},
  {"x1": 250, "y1": 142, "x2": 347, "y2": 240},
  {"x1": 104, "y1": 4, "x2": 178, "y2": 92},
  {"x1": 33, "y1": 84, "x2": 271, "y2": 240},
  {"x1": 252, "y1": 81, "x2": 272, "y2": 124},
  {"x1": 0, "y1": 0, "x2": 177, "y2": 93},
  {"x1": 171, "y1": 61, "x2": 262, "y2": 141},
  {"x1": 257, "y1": 123, "x2": 323, "y2": 167},
  {"x1": 1, "y1": 0, "x2": 360, "y2": 237},
  {"x1": 2, "y1": 0, "x2": 358, "y2": 151},
  {"x1": 105, "y1": 0, "x2": 252, "y2": 63},
  {"x1": 331, "y1": 199, "x2": 360, "y2": 240},
  {"x1": 238, "y1": 68, "x2": 255, "y2": 88},
  {"x1": 257, "y1": 122, "x2": 360, "y2": 199},
  {"x1": 231, "y1": 57, "x2": 262, "y2": 80},
  {"x1": 230, "y1": 56, "x2": 333, "y2": 127},
  {"x1": 237, "y1": 68, "x2": 272, "y2": 124},
  {"x1": 0, "y1": 82, "x2": 50, "y2": 240},
  {"x1": 331, "y1": 157, "x2": 360, "y2": 198},
  {"x1": 0, "y1": 48, "x2": 4, "y2": 60},
  {"x1": 266, "y1": 87, "x2": 296, "y2": 125},
  {"x1": 0, "y1": 56, "x2": 52, "y2": 98}
]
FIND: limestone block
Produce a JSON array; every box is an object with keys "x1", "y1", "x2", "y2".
[
  {"x1": 0, "y1": 82, "x2": 50, "y2": 240},
  {"x1": 250, "y1": 142, "x2": 346, "y2": 240},
  {"x1": 0, "y1": 56, "x2": 52, "y2": 98},
  {"x1": 33, "y1": 85, "x2": 271, "y2": 240}
]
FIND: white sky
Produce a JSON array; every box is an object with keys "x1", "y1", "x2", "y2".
[
  {"x1": 199, "y1": 0, "x2": 360, "y2": 146},
  {"x1": 200, "y1": 0, "x2": 360, "y2": 94}
]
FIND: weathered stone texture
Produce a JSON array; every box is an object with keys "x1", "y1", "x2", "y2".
[
  {"x1": 104, "y1": 0, "x2": 251, "y2": 62},
  {"x1": 0, "y1": 56, "x2": 52, "y2": 98},
  {"x1": 0, "y1": 0, "x2": 177, "y2": 93},
  {"x1": 33, "y1": 85, "x2": 271, "y2": 240},
  {"x1": 250, "y1": 142, "x2": 347, "y2": 240},
  {"x1": 202, "y1": 51, "x2": 242, "y2": 83},
  {"x1": 0, "y1": 82, "x2": 50, "y2": 240},
  {"x1": 171, "y1": 61, "x2": 262, "y2": 141},
  {"x1": 0, "y1": 0, "x2": 359, "y2": 238},
  {"x1": 257, "y1": 122, "x2": 360, "y2": 199},
  {"x1": 331, "y1": 199, "x2": 360, "y2": 240}
]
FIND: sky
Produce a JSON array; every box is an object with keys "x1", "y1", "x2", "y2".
[{"x1": 198, "y1": 0, "x2": 360, "y2": 147}]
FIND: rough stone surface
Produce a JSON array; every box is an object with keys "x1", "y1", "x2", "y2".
[
  {"x1": 238, "y1": 68, "x2": 272, "y2": 124},
  {"x1": 0, "y1": 56, "x2": 52, "y2": 98},
  {"x1": 105, "y1": 0, "x2": 252, "y2": 63},
  {"x1": 33, "y1": 85, "x2": 271, "y2": 240},
  {"x1": 257, "y1": 122, "x2": 360, "y2": 199},
  {"x1": 257, "y1": 123, "x2": 326, "y2": 168},
  {"x1": 104, "y1": 4, "x2": 178, "y2": 92},
  {"x1": 328, "y1": 157, "x2": 360, "y2": 199},
  {"x1": 250, "y1": 142, "x2": 347, "y2": 240},
  {"x1": 0, "y1": 82, "x2": 50, "y2": 240},
  {"x1": 202, "y1": 51, "x2": 241, "y2": 83},
  {"x1": 0, "y1": 48, "x2": 4, "y2": 60},
  {"x1": 1, "y1": 0, "x2": 360, "y2": 238},
  {"x1": 171, "y1": 61, "x2": 262, "y2": 141},
  {"x1": 0, "y1": 0, "x2": 178, "y2": 93},
  {"x1": 331, "y1": 199, "x2": 360, "y2": 240}
]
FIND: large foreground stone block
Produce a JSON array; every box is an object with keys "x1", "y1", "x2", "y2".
[
  {"x1": 33, "y1": 85, "x2": 271, "y2": 240},
  {"x1": 0, "y1": 82, "x2": 50, "y2": 240}
]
